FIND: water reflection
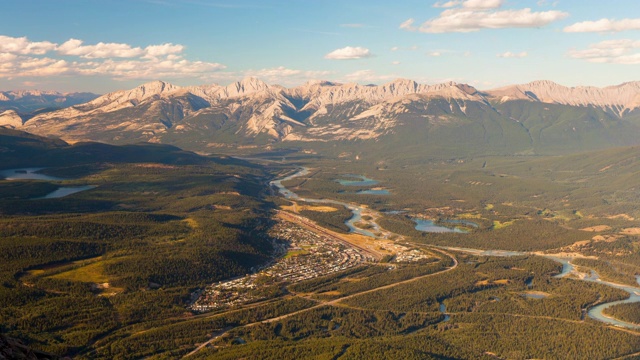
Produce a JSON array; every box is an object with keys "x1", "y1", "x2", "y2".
[
  {"x1": 1, "y1": 168, "x2": 96, "y2": 199},
  {"x1": 0, "y1": 168, "x2": 62, "y2": 181},
  {"x1": 41, "y1": 186, "x2": 97, "y2": 199}
]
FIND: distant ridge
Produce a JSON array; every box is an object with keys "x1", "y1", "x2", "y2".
[
  {"x1": 485, "y1": 80, "x2": 640, "y2": 116},
  {"x1": 1, "y1": 77, "x2": 639, "y2": 155},
  {"x1": 0, "y1": 90, "x2": 98, "y2": 113}
]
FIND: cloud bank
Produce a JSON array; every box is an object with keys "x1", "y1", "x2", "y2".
[
  {"x1": 0, "y1": 35, "x2": 225, "y2": 80},
  {"x1": 564, "y1": 18, "x2": 640, "y2": 33},
  {"x1": 402, "y1": 0, "x2": 568, "y2": 33},
  {"x1": 569, "y1": 39, "x2": 640, "y2": 64}
]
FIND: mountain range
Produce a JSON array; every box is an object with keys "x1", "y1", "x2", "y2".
[
  {"x1": 2, "y1": 78, "x2": 640, "y2": 155},
  {"x1": 0, "y1": 90, "x2": 98, "y2": 123}
]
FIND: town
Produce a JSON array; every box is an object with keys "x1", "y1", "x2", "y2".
[
  {"x1": 189, "y1": 213, "x2": 432, "y2": 312},
  {"x1": 189, "y1": 218, "x2": 373, "y2": 312}
]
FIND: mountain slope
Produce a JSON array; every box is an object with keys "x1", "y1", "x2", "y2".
[
  {"x1": 486, "y1": 80, "x2": 640, "y2": 117},
  {"x1": 2, "y1": 78, "x2": 640, "y2": 155}
]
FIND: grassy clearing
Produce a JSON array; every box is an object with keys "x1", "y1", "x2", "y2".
[
  {"x1": 282, "y1": 203, "x2": 338, "y2": 213},
  {"x1": 183, "y1": 218, "x2": 199, "y2": 229},
  {"x1": 492, "y1": 220, "x2": 515, "y2": 229},
  {"x1": 51, "y1": 259, "x2": 113, "y2": 284}
]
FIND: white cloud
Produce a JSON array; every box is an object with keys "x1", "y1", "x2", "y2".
[
  {"x1": 144, "y1": 43, "x2": 185, "y2": 58},
  {"x1": 392, "y1": 61, "x2": 401, "y2": 65},
  {"x1": 77, "y1": 58, "x2": 226, "y2": 80},
  {"x1": 303, "y1": 70, "x2": 335, "y2": 79},
  {"x1": 0, "y1": 55, "x2": 69, "y2": 78},
  {"x1": 57, "y1": 39, "x2": 145, "y2": 58},
  {"x1": 496, "y1": 51, "x2": 528, "y2": 58},
  {"x1": 462, "y1": 0, "x2": 503, "y2": 9},
  {"x1": 403, "y1": 2, "x2": 568, "y2": 33},
  {"x1": 399, "y1": 18, "x2": 417, "y2": 31},
  {"x1": 390, "y1": 46, "x2": 399, "y2": 51},
  {"x1": 345, "y1": 69, "x2": 376, "y2": 81},
  {"x1": 429, "y1": 51, "x2": 442, "y2": 57},
  {"x1": 564, "y1": 18, "x2": 640, "y2": 33},
  {"x1": 434, "y1": 1, "x2": 461, "y2": 8},
  {"x1": 0, "y1": 35, "x2": 227, "y2": 81},
  {"x1": 568, "y1": 39, "x2": 640, "y2": 64},
  {"x1": 0, "y1": 35, "x2": 56, "y2": 55},
  {"x1": 324, "y1": 46, "x2": 372, "y2": 60},
  {"x1": 245, "y1": 66, "x2": 302, "y2": 78},
  {"x1": 0, "y1": 53, "x2": 18, "y2": 62},
  {"x1": 422, "y1": 8, "x2": 568, "y2": 33}
]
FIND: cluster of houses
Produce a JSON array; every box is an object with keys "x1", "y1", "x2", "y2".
[{"x1": 189, "y1": 220, "x2": 369, "y2": 312}]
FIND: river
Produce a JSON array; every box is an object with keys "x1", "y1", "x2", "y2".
[
  {"x1": 271, "y1": 167, "x2": 640, "y2": 330},
  {"x1": 271, "y1": 168, "x2": 382, "y2": 238},
  {"x1": 441, "y1": 247, "x2": 640, "y2": 329}
]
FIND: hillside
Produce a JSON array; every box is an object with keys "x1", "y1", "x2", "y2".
[{"x1": 0, "y1": 129, "x2": 281, "y2": 357}]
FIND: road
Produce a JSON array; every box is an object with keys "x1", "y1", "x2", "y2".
[{"x1": 183, "y1": 239, "x2": 458, "y2": 358}]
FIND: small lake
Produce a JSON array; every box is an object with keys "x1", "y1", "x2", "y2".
[
  {"x1": 356, "y1": 189, "x2": 390, "y2": 195},
  {"x1": 335, "y1": 175, "x2": 379, "y2": 187},
  {"x1": 439, "y1": 302, "x2": 450, "y2": 322},
  {"x1": 0, "y1": 168, "x2": 63, "y2": 181},
  {"x1": 41, "y1": 186, "x2": 97, "y2": 199},
  {"x1": 413, "y1": 219, "x2": 469, "y2": 233},
  {"x1": 1, "y1": 168, "x2": 96, "y2": 199}
]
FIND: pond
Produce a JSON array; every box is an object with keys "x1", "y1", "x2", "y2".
[
  {"x1": 335, "y1": 175, "x2": 379, "y2": 187},
  {"x1": 413, "y1": 219, "x2": 469, "y2": 233},
  {"x1": 0, "y1": 168, "x2": 63, "y2": 181},
  {"x1": 41, "y1": 185, "x2": 97, "y2": 199},
  {"x1": 356, "y1": 189, "x2": 390, "y2": 195},
  {"x1": 1, "y1": 168, "x2": 96, "y2": 199}
]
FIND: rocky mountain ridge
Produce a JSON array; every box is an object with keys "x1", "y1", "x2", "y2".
[
  {"x1": 485, "y1": 80, "x2": 640, "y2": 116},
  {"x1": 0, "y1": 90, "x2": 98, "y2": 113},
  {"x1": 1, "y1": 78, "x2": 639, "y2": 155}
]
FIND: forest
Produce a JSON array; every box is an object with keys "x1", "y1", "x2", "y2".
[{"x1": 2, "y1": 128, "x2": 640, "y2": 359}]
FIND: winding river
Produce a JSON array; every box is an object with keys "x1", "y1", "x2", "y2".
[
  {"x1": 272, "y1": 167, "x2": 640, "y2": 330},
  {"x1": 440, "y1": 247, "x2": 640, "y2": 329},
  {"x1": 271, "y1": 168, "x2": 383, "y2": 238}
]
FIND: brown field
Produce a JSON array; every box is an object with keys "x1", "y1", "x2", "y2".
[
  {"x1": 281, "y1": 201, "x2": 339, "y2": 213},
  {"x1": 621, "y1": 227, "x2": 640, "y2": 235},
  {"x1": 607, "y1": 214, "x2": 635, "y2": 221},
  {"x1": 580, "y1": 225, "x2": 612, "y2": 232}
]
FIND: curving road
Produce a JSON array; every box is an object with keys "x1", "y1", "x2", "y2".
[{"x1": 183, "y1": 240, "x2": 458, "y2": 358}]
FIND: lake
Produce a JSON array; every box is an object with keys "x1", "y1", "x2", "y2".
[
  {"x1": 335, "y1": 175, "x2": 379, "y2": 187},
  {"x1": 413, "y1": 219, "x2": 469, "y2": 233},
  {"x1": 1, "y1": 168, "x2": 96, "y2": 199},
  {"x1": 0, "y1": 168, "x2": 63, "y2": 181},
  {"x1": 356, "y1": 189, "x2": 390, "y2": 195},
  {"x1": 41, "y1": 185, "x2": 97, "y2": 199}
]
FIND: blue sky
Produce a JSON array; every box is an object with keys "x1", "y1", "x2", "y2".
[{"x1": 1, "y1": 0, "x2": 639, "y2": 93}]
